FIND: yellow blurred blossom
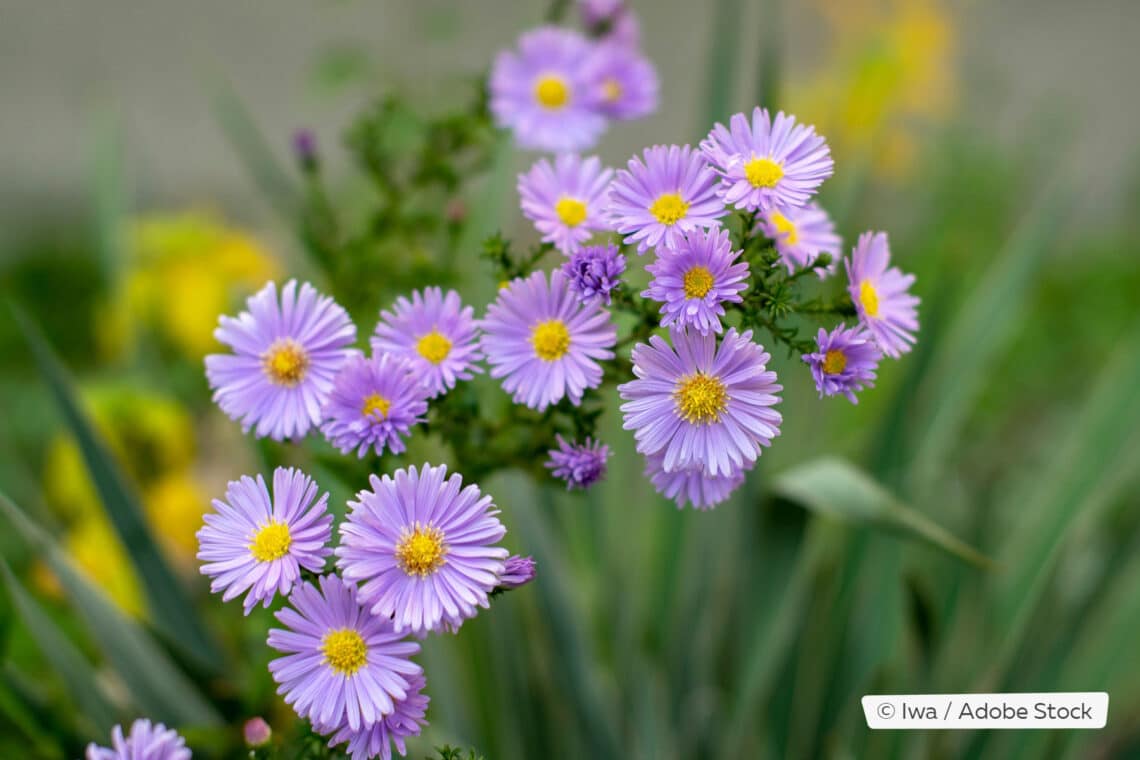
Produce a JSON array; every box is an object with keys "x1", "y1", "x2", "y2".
[{"x1": 144, "y1": 472, "x2": 210, "y2": 565}]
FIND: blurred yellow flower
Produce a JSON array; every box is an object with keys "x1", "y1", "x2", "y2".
[{"x1": 144, "y1": 472, "x2": 210, "y2": 565}]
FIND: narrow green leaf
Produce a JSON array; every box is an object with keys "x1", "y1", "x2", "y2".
[
  {"x1": 700, "y1": 0, "x2": 746, "y2": 134},
  {"x1": 773, "y1": 457, "x2": 992, "y2": 568},
  {"x1": 0, "y1": 491, "x2": 221, "y2": 727},
  {"x1": 213, "y1": 86, "x2": 299, "y2": 221},
  {"x1": 754, "y1": 0, "x2": 781, "y2": 109},
  {"x1": 10, "y1": 305, "x2": 220, "y2": 668}
]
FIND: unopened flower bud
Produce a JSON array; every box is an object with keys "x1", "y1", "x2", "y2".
[
  {"x1": 243, "y1": 717, "x2": 272, "y2": 747},
  {"x1": 498, "y1": 555, "x2": 536, "y2": 590}
]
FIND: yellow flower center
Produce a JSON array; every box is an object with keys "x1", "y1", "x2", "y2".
[
  {"x1": 859, "y1": 280, "x2": 880, "y2": 318},
  {"x1": 822, "y1": 349, "x2": 847, "y2": 375},
  {"x1": 534, "y1": 74, "x2": 569, "y2": 109},
  {"x1": 262, "y1": 339, "x2": 309, "y2": 387},
  {"x1": 395, "y1": 524, "x2": 447, "y2": 577},
  {"x1": 249, "y1": 521, "x2": 292, "y2": 562},
  {"x1": 744, "y1": 157, "x2": 784, "y2": 188},
  {"x1": 416, "y1": 330, "x2": 452, "y2": 364},
  {"x1": 768, "y1": 210, "x2": 798, "y2": 246},
  {"x1": 674, "y1": 373, "x2": 729, "y2": 424},
  {"x1": 555, "y1": 197, "x2": 588, "y2": 227},
  {"x1": 682, "y1": 266, "x2": 715, "y2": 299},
  {"x1": 602, "y1": 78, "x2": 622, "y2": 102},
  {"x1": 531, "y1": 320, "x2": 571, "y2": 361},
  {"x1": 361, "y1": 393, "x2": 391, "y2": 420},
  {"x1": 322, "y1": 628, "x2": 367, "y2": 675},
  {"x1": 649, "y1": 193, "x2": 690, "y2": 226}
]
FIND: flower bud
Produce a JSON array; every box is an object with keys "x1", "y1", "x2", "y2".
[
  {"x1": 498, "y1": 555, "x2": 536, "y2": 590},
  {"x1": 243, "y1": 717, "x2": 272, "y2": 747}
]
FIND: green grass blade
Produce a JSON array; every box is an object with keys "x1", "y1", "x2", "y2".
[
  {"x1": 0, "y1": 491, "x2": 221, "y2": 727},
  {"x1": 700, "y1": 0, "x2": 746, "y2": 134},
  {"x1": 11, "y1": 305, "x2": 220, "y2": 667},
  {"x1": 213, "y1": 86, "x2": 299, "y2": 222},
  {"x1": 773, "y1": 457, "x2": 991, "y2": 568},
  {"x1": 0, "y1": 558, "x2": 119, "y2": 732}
]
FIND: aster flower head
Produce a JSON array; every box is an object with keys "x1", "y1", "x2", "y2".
[
  {"x1": 205, "y1": 279, "x2": 356, "y2": 441},
  {"x1": 321, "y1": 353, "x2": 429, "y2": 458},
  {"x1": 371, "y1": 287, "x2": 483, "y2": 398},
  {"x1": 86, "y1": 719, "x2": 190, "y2": 760},
  {"x1": 562, "y1": 242, "x2": 626, "y2": 305},
  {"x1": 317, "y1": 673, "x2": 429, "y2": 760},
  {"x1": 618, "y1": 328, "x2": 783, "y2": 477},
  {"x1": 490, "y1": 26, "x2": 607, "y2": 153},
  {"x1": 642, "y1": 226, "x2": 749, "y2": 335},
  {"x1": 479, "y1": 269, "x2": 617, "y2": 411},
  {"x1": 267, "y1": 574, "x2": 422, "y2": 732},
  {"x1": 518, "y1": 154, "x2": 613, "y2": 254},
  {"x1": 759, "y1": 202, "x2": 841, "y2": 277},
  {"x1": 701, "y1": 107, "x2": 834, "y2": 213},
  {"x1": 645, "y1": 451, "x2": 746, "y2": 511},
  {"x1": 845, "y1": 231, "x2": 920, "y2": 358},
  {"x1": 607, "y1": 144, "x2": 726, "y2": 253},
  {"x1": 197, "y1": 467, "x2": 333, "y2": 614},
  {"x1": 546, "y1": 434, "x2": 611, "y2": 490},
  {"x1": 499, "y1": 555, "x2": 537, "y2": 589},
  {"x1": 584, "y1": 42, "x2": 658, "y2": 121},
  {"x1": 803, "y1": 324, "x2": 881, "y2": 403},
  {"x1": 337, "y1": 464, "x2": 509, "y2": 636}
]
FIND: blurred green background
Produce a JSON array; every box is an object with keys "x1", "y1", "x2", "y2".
[{"x1": 2, "y1": 0, "x2": 1140, "y2": 758}]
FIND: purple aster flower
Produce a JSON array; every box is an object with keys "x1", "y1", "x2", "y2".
[
  {"x1": 205, "y1": 280, "x2": 356, "y2": 441},
  {"x1": 606, "y1": 144, "x2": 726, "y2": 254},
  {"x1": 337, "y1": 464, "x2": 509, "y2": 636},
  {"x1": 197, "y1": 467, "x2": 333, "y2": 614},
  {"x1": 758, "y1": 202, "x2": 841, "y2": 277},
  {"x1": 701, "y1": 107, "x2": 834, "y2": 213},
  {"x1": 618, "y1": 328, "x2": 782, "y2": 476},
  {"x1": 316, "y1": 673, "x2": 429, "y2": 760},
  {"x1": 845, "y1": 231, "x2": 920, "y2": 358},
  {"x1": 562, "y1": 242, "x2": 626, "y2": 304},
  {"x1": 584, "y1": 42, "x2": 658, "y2": 121},
  {"x1": 371, "y1": 287, "x2": 483, "y2": 399},
  {"x1": 545, "y1": 434, "x2": 611, "y2": 490},
  {"x1": 490, "y1": 27, "x2": 607, "y2": 153},
  {"x1": 642, "y1": 227, "x2": 749, "y2": 335},
  {"x1": 479, "y1": 269, "x2": 617, "y2": 411},
  {"x1": 321, "y1": 354, "x2": 429, "y2": 458},
  {"x1": 86, "y1": 719, "x2": 189, "y2": 760},
  {"x1": 498, "y1": 555, "x2": 537, "y2": 589},
  {"x1": 644, "y1": 451, "x2": 746, "y2": 511},
  {"x1": 267, "y1": 574, "x2": 422, "y2": 732},
  {"x1": 803, "y1": 324, "x2": 881, "y2": 403},
  {"x1": 518, "y1": 154, "x2": 613, "y2": 254}
]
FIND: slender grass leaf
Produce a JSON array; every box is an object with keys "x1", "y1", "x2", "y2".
[
  {"x1": 0, "y1": 491, "x2": 221, "y2": 727},
  {"x1": 213, "y1": 86, "x2": 299, "y2": 222},
  {"x1": 754, "y1": 0, "x2": 781, "y2": 109},
  {"x1": 0, "y1": 559, "x2": 119, "y2": 732},
  {"x1": 0, "y1": 666, "x2": 66, "y2": 759},
  {"x1": 773, "y1": 457, "x2": 991, "y2": 568},
  {"x1": 700, "y1": 0, "x2": 746, "y2": 134},
  {"x1": 10, "y1": 305, "x2": 221, "y2": 668}
]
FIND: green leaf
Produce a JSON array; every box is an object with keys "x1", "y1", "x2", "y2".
[
  {"x1": 0, "y1": 491, "x2": 221, "y2": 727},
  {"x1": 213, "y1": 85, "x2": 299, "y2": 222},
  {"x1": 10, "y1": 305, "x2": 221, "y2": 669},
  {"x1": 773, "y1": 457, "x2": 992, "y2": 569},
  {"x1": 0, "y1": 558, "x2": 119, "y2": 733}
]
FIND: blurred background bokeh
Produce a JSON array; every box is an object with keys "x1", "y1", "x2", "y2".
[{"x1": 2, "y1": 1, "x2": 1139, "y2": 758}]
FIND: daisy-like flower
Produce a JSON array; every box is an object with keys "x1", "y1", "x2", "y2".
[
  {"x1": 585, "y1": 42, "x2": 658, "y2": 121},
  {"x1": 562, "y1": 242, "x2": 626, "y2": 305},
  {"x1": 479, "y1": 269, "x2": 617, "y2": 411},
  {"x1": 545, "y1": 434, "x2": 611, "y2": 490},
  {"x1": 607, "y1": 144, "x2": 726, "y2": 254},
  {"x1": 498, "y1": 555, "x2": 537, "y2": 589},
  {"x1": 803, "y1": 324, "x2": 881, "y2": 404},
  {"x1": 644, "y1": 451, "x2": 746, "y2": 511},
  {"x1": 197, "y1": 467, "x2": 333, "y2": 614},
  {"x1": 321, "y1": 354, "x2": 429, "y2": 458},
  {"x1": 518, "y1": 154, "x2": 613, "y2": 254},
  {"x1": 337, "y1": 464, "x2": 509, "y2": 636},
  {"x1": 86, "y1": 719, "x2": 190, "y2": 760},
  {"x1": 758, "y1": 202, "x2": 841, "y2": 277},
  {"x1": 371, "y1": 287, "x2": 482, "y2": 398},
  {"x1": 267, "y1": 574, "x2": 422, "y2": 732},
  {"x1": 642, "y1": 227, "x2": 749, "y2": 335},
  {"x1": 205, "y1": 280, "x2": 356, "y2": 441},
  {"x1": 701, "y1": 107, "x2": 834, "y2": 213},
  {"x1": 316, "y1": 673, "x2": 429, "y2": 760},
  {"x1": 618, "y1": 328, "x2": 783, "y2": 477},
  {"x1": 489, "y1": 26, "x2": 607, "y2": 153},
  {"x1": 845, "y1": 231, "x2": 920, "y2": 358}
]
